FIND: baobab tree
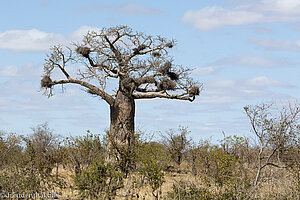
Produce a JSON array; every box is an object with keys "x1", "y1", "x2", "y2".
[{"x1": 41, "y1": 25, "x2": 202, "y2": 159}]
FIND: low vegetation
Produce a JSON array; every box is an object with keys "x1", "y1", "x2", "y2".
[{"x1": 0, "y1": 102, "x2": 299, "y2": 199}]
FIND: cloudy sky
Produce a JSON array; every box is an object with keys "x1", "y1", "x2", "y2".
[{"x1": 0, "y1": 0, "x2": 299, "y2": 141}]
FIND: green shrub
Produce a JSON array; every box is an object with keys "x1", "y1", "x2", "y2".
[
  {"x1": 63, "y1": 131, "x2": 104, "y2": 175},
  {"x1": 137, "y1": 142, "x2": 170, "y2": 199},
  {"x1": 74, "y1": 160, "x2": 124, "y2": 200}
]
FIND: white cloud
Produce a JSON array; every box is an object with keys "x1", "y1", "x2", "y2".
[
  {"x1": 198, "y1": 95, "x2": 239, "y2": 104},
  {"x1": 0, "y1": 63, "x2": 42, "y2": 80},
  {"x1": 259, "y1": 0, "x2": 300, "y2": 15},
  {"x1": 182, "y1": 0, "x2": 300, "y2": 31},
  {"x1": 209, "y1": 79, "x2": 236, "y2": 88},
  {"x1": 0, "y1": 66, "x2": 18, "y2": 77},
  {"x1": 214, "y1": 55, "x2": 296, "y2": 68},
  {"x1": 110, "y1": 4, "x2": 162, "y2": 15},
  {"x1": 81, "y1": 4, "x2": 162, "y2": 16},
  {"x1": 193, "y1": 66, "x2": 221, "y2": 76},
  {"x1": 68, "y1": 26, "x2": 101, "y2": 42},
  {"x1": 236, "y1": 55, "x2": 285, "y2": 67},
  {"x1": 182, "y1": 7, "x2": 264, "y2": 31},
  {"x1": 0, "y1": 29, "x2": 64, "y2": 51},
  {"x1": 251, "y1": 38, "x2": 300, "y2": 51},
  {"x1": 0, "y1": 26, "x2": 100, "y2": 52},
  {"x1": 244, "y1": 76, "x2": 290, "y2": 87},
  {"x1": 198, "y1": 76, "x2": 293, "y2": 105}
]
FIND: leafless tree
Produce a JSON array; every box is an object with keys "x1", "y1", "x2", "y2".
[
  {"x1": 41, "y1": 25, "x2": 202, "y2": 160},
  {"x1": 161, "y1": 126, "x2": 191, "y2": 166},
  {"x1": 23, "y1": 123, "x2": 62, "y2": 176},
  {"x1": 244, "y1": 102, "x2": 300, "y2": 199}
]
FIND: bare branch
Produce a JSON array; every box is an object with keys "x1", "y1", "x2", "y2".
[
  {"x1": 132, "y1": 92, "x2": 195, "y2": 102},
  {"x1": 265, "y1": 162, "x2": 288, "y2": 168},
  {"x1": 52, "y1": 78, "x2": 114, "y2": 105},
  {"x1": 125, "y1": 45, "x2": 166, "y2": 64},
  {"x1": 104, "y1": 35, "x2": 122, "y2": 63},
  {"x1": 57, "y1": 64, "x2": 71, "y2": 79}
]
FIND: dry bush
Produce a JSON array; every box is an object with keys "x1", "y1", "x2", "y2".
[
  {"x1": 244, "y1": 102, "x2": 300, "y2": 199},
  {"x1": 0, "y1": 102, "x2": 299, "y2": 200},
  {"x1": 161, "y1": 126, "x2": 191, "y2": 166},
  {"x1": 0, "y1": 124, "x2": 64, "y2": 195},
  {"x1": 62, "y1": 131, "x2": 105, "y2": 175}
]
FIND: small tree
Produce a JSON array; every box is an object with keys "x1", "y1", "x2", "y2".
[
  {"x1": 23, "y1": 123, "x2": 61, "y2": 176},
  {"x1": 63, "y1": 131, "x2": 104, "y2": 175},
  {"x1": 41, "y1": 25, "x2": 202, "y2": 163},
  {"x1": 137, "y1": 141, "x2": 169, "y2": 199},
  {"x1": 244, "y1": 102, "x2": 300, "y2": 199},
  {"x1": 74, "y1": 160, "x2": 124, "y2": 200},
  {"x1": 0, "y1": 131, "x2": 23, "y2": 168},
  {"x1": 0, "y1": 132, "x2": 24, "y2": 193},
  {"x1": 161, "y1": 126, "x2": 190, "y2": 166}
]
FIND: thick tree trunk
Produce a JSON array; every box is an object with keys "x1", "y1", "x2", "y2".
[{"x1": 109, "y1": 90, "x2": 135, "y2": 160}]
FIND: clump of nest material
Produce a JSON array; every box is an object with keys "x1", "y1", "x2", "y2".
[
  {"x1": 166, "y1": 42, "x2": 174, "y2": 48},
  {"x1": 156, "y1": 77, "x2": 176, "y2": 91},
  {"x1": 41, "y1": 76, "x2": 53, "y2": 88},
  {"x1": 188, "y1": 86, "x2": 200, "y2": 97},
  {"x1": 167, "y1": 72, "x2": 179, "y2": 81},
  {"x1": 135, "y1": 77, "x2": 156, "y2": 85},
  {"x1": 76, "y1": 46, "x2": 91, "y2": 58},
  {"x1": 158, "y1": 62, "x2": 179, "y2": 81},
  {"x1": 159, "y1": 62, "x2": 172, "y2": 74},
  {"x1": 152, "y1": 52, "x2": 161, "y2": 57},
  {"x1": 133, "y1": 44, "x2": 147, "y2": 53}
]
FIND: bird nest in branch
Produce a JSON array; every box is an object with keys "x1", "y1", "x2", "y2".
[
  {"x1": 159, "y1": 62, "x2": 172, "y2": 74},
  {"x1": 158, "y1": 62, "x2": 179, "y2": 80},
  {"x1": 152, "y1": 52, "x2": 161, "y2": 57},
  {"x1": 133, "y1": 44, "x2": 147, "y2": 53},
  {"x1": 166, "y1": 42, "x2": 174, "y2": 48},
  {"x1": 41, "y1": 76, "x2": 53, "y2": 88},
  {"x1": 76, "y1": 46, "x2": 91, "y2": 58},
  {"x1": 188, "y1": 86, "x2": 200, "y2": 97},
  {"x1": 135, "y1": 77, "x2": 156, "y2": 85},
  {"x1": 156, "y1": 77, "x2": 176, "y2": 91},
  {"x1": 137, "y1": 44, "x2": 147, "y2": 51},
  {"x1": 167, "y1": 72, "x2": 179, "y2": 81}
]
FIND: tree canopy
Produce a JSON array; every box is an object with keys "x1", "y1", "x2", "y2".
[{"x1": 41, "y1": 25, "x2": 202, "y2": 104}]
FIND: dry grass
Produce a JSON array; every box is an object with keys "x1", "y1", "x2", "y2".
[{"x1": 51, "y1": 162, "x2": 299, "y2": 200}]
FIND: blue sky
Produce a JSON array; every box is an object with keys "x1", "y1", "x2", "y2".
[{"x1": 0, "y1": 0, "x2": 299, "y2": 141}]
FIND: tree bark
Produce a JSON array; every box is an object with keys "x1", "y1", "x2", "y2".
[{"x1": 109, "y1": 90, "x2": 135, "y2": 159}]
